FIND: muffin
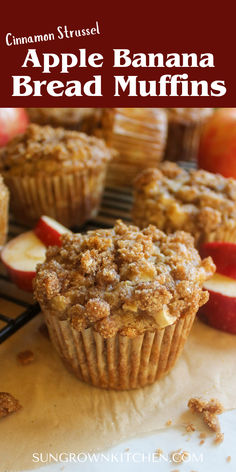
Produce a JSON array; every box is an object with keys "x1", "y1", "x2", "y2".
[
  {"x1": 101, "y1": 108, "x2": 167, "y2": 189},
  {"x1": 164, "y1": 108, "x2": 213, "y2": 162},
  {"x1": 133, "y1": 161, "x2": 236, "y2": 247},
  {"x1": 0, "y1": 124, "x2": 112, "y2": 228},
  {"x1": 27, "y1": 108, "x2": 102, "y2": 135},
  {"x1": 0, "y1": 175, "x2": 9, "y2": 245},
  {"x1": 34, "y1": 220, "x2": 215, "y2": 390}
]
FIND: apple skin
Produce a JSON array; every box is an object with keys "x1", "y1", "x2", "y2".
[
  {"x1": 0, "y1": 108, "x2": 28, "y2": 147},
  {"x1": 198, "y1": 108, "x2": 236, "y2": 178},
  {"x1": 2, "y1": 263, "x2": 35, "y2": 292},
  {"x1": 34, "y1": 215, "x2": 71, "y2": 247},
  {"x1": 1, "y1": 231, "x2": 46, "y2": 292},
  {"x1": 200, "y1": 242, "x2": 236, "y2": 280},
  {"x1": 199, "y1": 290, "x2": 236, "y2": 335}
]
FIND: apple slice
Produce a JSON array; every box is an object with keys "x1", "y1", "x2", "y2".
[
  {"x1": 200, "y1": 242, "x2": 236, "y2": 280},
  {"x1": 1, "y1": 231, "x2": 46, "y2": 292},
  {"x1": 34, "y1": 215, "x2": 71, "y2": 247},
  {"x1": 199, "y1": 273, "x2": 236, "y2": 334}
]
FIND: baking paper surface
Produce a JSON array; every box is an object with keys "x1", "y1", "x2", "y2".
[{"x1": 1, "y1": 314, "x2": 236, "y2": 471}]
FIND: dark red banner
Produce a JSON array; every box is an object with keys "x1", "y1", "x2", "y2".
[{"x1": 1, "y1": 1, "x2": 235, "y2": 106}]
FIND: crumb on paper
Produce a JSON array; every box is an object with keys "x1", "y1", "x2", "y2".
[
  {"x1": 39, "y1": 322, "x2": 49, "y2": 338},
  {"x1": 0, "y1": 392, "x2": 22, "y2": 418},
  {"x1": 214, "y1": 432, "x2": 224, "y2": 444},
  {"x1": 185, "y1": 423, "x2": 195, "y2": 433},
  {"x1": 166, "y1": 419, "x2": 172, "y2": 426},
  {"x1": 155, "y1": 448, "x2": 163, "y2": 457},
  {"x1": 124, "y1": 448, "x2": 130, "y2": 452},
  {"x1": 226, "y1": 456, "x2": 231, "y2": 462},
  {"x1": 188, "y1": 397, "x2": 224, "y2": 436},
  {"x1": 199, "y1": 439, "x2": 205, "y2": 445},
  {"x1": 199, "y1": 432, "x2": 206, "y2": 439},
  {"x1": 17, "y1": 350, "x2": 34, "y2": 365},
  {"x1": 170, "y1": 449, "x2": 189, "y2": 464}
]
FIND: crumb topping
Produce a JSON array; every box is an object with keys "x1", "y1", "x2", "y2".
[
  {"x1": 27, "y1": 108, "x2": 99, "y2": 127},
  {"x1": 188, "y1": 397, "x2": 224, "y2": 436},
  {"x1": 34, "y1": 220, "x2": 215, "y2": 338},
  {"x1": 17, "y1": 350, "x2": 34, "y2": 365},
  {"x1": 133, "y1": 161, "x2": 236, "y2": 245},
  {"x1": 0, "y1": 392, "x2": 21, "y2": 418},
  {"x1": 0, "y1": 124, "x2": 112, "y2": 177}
]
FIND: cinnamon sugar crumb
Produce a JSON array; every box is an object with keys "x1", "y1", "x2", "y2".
[
  {"x1": 166, "y1": 419, "x2": 172, "y2": 426},
  {"x1": 185, "y1": 423, "x2": 195, "y2": 432},
  {"x1": 170, "y1": 449, "x2": 189, "y2": 464},
  {"x1": 214, "y1": 432, "x2": 224, "y2": 444},
  {"x1": 199, "y1": 432, "x2": 206, "y2": 439},
  {"x1": 188, "y1": 397, "x2": 223, "y2": 432},
  {"x1": 0, "y1": 392, "x2": 21, "y2": 418},
  {"x1": 17, "y1": 350, "x2": 34, "y2": 365},
  {"x1": 226, "y1": 456, "x2": 231, "y2": 462},
  {"x1": 199, "y1": 439, "x2": 205, "y2": 445},
  {"x1": 155, "y1": 448, "x2": 163, "y2": 457}
]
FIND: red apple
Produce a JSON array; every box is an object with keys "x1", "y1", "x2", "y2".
[
  {"x1": 200, "y1": 242, "x2": 236, "y2": 280},
  {"x1": 1, "y1": 231, "x2": 46, "y2": 292},
  {"x1": 34, "y1": 215, "x2": 71, "y2": 247},
  {"x1": 199, "y1": 273, "x2": 236, "y2": 334},
  {"x1": 198, "y1": 108, "x2": 236, "y2": 178},
  {"x1": 0, "y1": 108, "x2": 28, "y2": 147}
]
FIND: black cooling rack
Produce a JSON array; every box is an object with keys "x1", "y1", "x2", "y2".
[{"x1": 0, "y1": 187, "x2": 133, "y2": 344}]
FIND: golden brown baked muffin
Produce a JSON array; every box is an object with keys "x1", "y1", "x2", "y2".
[
  {"x1": 0, "y1": 175, "x2": 9, "y2": 245},
  {"x1": 101, "y1": 108, "x2": 167, "y2": 189},
  {"x1": 0, "y1": 124, "x2": 112, "y2": 227},
  {"x1": 27, "y1": 108, "x2": 102, "y2": 135},
  {"x1": 34, "y1": 220, "x2": 215, "y2": 389},
  {"x1": 133, "y1": 161, "x2": 236, "y2": 246},
  {"x1": 164, "y1": 108, "x2": 213, "y2": 162}
]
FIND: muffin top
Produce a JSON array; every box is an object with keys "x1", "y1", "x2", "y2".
[
  {"x1": 34, "y1": 220, "x2": 214, "y2": 338},
  {"x1": 167, "y1": 108, "x2": 213, "y2": 124},
  {"x1": 27, "y1": 108, "x2": 99, "y2": 128},
  {"x1": 133, "y1": 162, "x2": 236, "y2": 245},
  {"x1": 0, "y1": 124, "x2": 112, "y2": 177}
]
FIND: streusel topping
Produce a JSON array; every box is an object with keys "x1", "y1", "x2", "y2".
[
  {"x1": 34, "y1": 220, "x2": 214, "y2": 338},
  {"x1": 133, "y1": 162, "x2": 236, "y2": 245},
  {"x1": 0, "y1": 124, "x2": 112, "y2": 177}
]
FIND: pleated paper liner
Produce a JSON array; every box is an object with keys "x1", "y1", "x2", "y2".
[
  {"x1": 0, "y1": 188, "x2": 9, "y2": 246},
  {"x1": 4, "y1": 166, "x2": 107, "y2": 228},
  {"x1": 204, "y1": 225, "x2": 236, "y2": 244},
  {"x1": 44, "y1": 310, "x2": 196, "y2": 390}
]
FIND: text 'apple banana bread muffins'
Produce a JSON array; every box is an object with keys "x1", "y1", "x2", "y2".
[
  {"x1": 34, "y1": 220, "x2": 215, "y2": 390},
  {"x1": 27, "y1": 108, "x2": 102, "y2": 135},
  {"x1": 0, "y1": 124, "x2": 112, "y2": 228},
  {"x1": 0, "y1": 175, "x2": 9, "y2": 245},
  {"x1": 132, "y1": 161, "x2": 236, "y2": 247},
  {"x1": 101, "y1": 108, "x2": 167, "y2": 189},
  {"x1": 164, "y1": 108, "x2": 213, "y2": 162}
]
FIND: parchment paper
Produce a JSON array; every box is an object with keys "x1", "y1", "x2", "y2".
[{"x1": 1, "y1": 314, "x2": 236, "y2": 471}]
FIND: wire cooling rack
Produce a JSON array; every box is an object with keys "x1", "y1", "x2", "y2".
[{"x1": 0, "y1": 187, "x2": 133, "y2": 344}]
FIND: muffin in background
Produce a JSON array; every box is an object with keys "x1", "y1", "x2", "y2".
[
  {"x1": 164, "y1": 108, "x2": 213, "y2": 162},
  {"x1": 0, "y1": 124, "x2": 112, "y2": 228},
  {"x1": 34, "y1": 220, "x2": 215, "y2": 390},
  {"x1": 27, "y1": 108, "x2": 102, "y2": 135},
  {"x1": 0, "y1": 175, "x2": 9, "y2": 245},
  {"x1": 101, "y1": 108, "x2": 167, "y2": 189},
  {"x1": 133, "y1": 161, "x2": 236, "y2": 247}
]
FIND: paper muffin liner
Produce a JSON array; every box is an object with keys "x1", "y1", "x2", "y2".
[
  {"x1": 204, "y1": 225, "x2": 236, "y2": 244},
  {"x1": 43, "y1": 310, "x2": 196, "y2": 390},
  {"x1": 4, "y1": 166, "x2": 107, "y2": 228},
  {"x1": 102, "y1": 108, "x2": 168, "y2": 189},
  {"x1": 164, "y1": 121, "x2": 204, "y2": 163},
  {"x1": 0, "y1": 187, "x2": 9, "y2": 246}
]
